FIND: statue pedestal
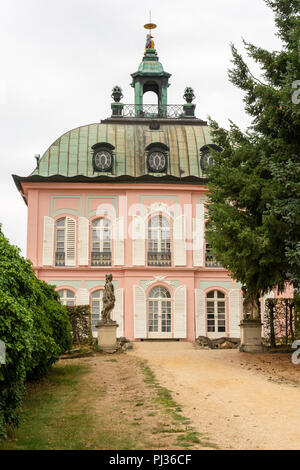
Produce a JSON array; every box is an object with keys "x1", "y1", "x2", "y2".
[
  {"x1": 239, "y1": 320, "x2": 264, "y2": 353},
  {"x1": 96, "y1": 321, "x2": 119, "y2": 353}
]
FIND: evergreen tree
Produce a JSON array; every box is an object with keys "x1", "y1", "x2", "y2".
[{"x1": 206, "y1": 0, "x2": 300, "y2": 302}]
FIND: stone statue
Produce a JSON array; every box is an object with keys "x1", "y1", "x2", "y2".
[
  {"x1": 242, "y1": 287, "x2": 260, "y2": 320},
  {"x1": 100, "y1": 274, "x2": 116, "y2": 324}
]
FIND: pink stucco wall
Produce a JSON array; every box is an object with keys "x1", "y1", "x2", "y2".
[{"x1": 21, "y1": 181, "x2": 257, "y2": 341}]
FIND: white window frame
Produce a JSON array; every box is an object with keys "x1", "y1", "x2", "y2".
[
  {"x1": 148, "y1": 215, "x2": 171, "y2": 253},
  {"x1": 58, "y1": 289, "x2": 75, "y2": 306},
  {"x1": 206, "y1": 290, "x2": 226, "y2": 334},
  {"x1": 91, "y1": 289, "x2": 104, "y2": 332},
  {"x1": 56, "y1": 218, "x2": 66, "y2": 255},
  {"x1": 92, "y1": 218, "x2": 111, "y2": 253},
  {"x1": 148, "y1": 286, "x2": 172, "y2": 338}
]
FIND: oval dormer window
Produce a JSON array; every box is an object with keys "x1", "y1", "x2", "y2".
[
  {"x1": 91, "y1": 142, "x2": 115, "y2": 173},
  {"x1": 94, "y1": 150, "x2": 113, "y2": 171},
  {"x1": 145, "y1": 142, "x2": 169, "y2": 174},
  {"x1": 200, "y1": 144, "x2": 222, "y2": 172},
  {"x1": 148, "y1": 151, "x2": 167, "y2": 172}
]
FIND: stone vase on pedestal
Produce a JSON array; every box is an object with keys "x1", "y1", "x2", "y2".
[
  {"x1": 96, "y1": 320, "x2": 119, "y2": 353},
  {"x1": 239, "y1": 320, "x2": 264, "y2": 353}
]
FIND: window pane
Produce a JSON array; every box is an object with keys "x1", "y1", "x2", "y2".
[
  {"x1": 161, "y1": 217, "x2": 169, "y2": 228},
  {"x1": 149, "y1": 229, "x2": 158, "y2": 240},
  {"x1": 149, "y1": 287, "x2": 159, "y2": 298},
  {"x1": 149, "y1": 216, "x2": 160, "y2": 228},
  {"x1": 91, "y1": 290, "x2": 101, "y2": 299},
  {"x1": 66, "y1": 290, "x2": 75, "y2": 298},
  {"x1": 207, "y1": 291, "x2": 214, "y2": 298},
  {"x1": 149, "y1": 287, "x2": 170, "y2": 298},
  {"x1": 92, "y1": 219, "x2": 101, "y2": 227},
  {"x1": 56, "y1": 218, "x2": 65, "y2": 227},
  {"x1": 217, "y1": 291, "x2": 225, "y2": 298}
]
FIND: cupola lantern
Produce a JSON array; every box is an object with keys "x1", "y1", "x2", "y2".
[{"x1": 130, "y1": 22, "x2": 171, "y2": 117}]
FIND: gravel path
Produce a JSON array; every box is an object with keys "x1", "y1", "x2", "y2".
[{"x1": 130, "y1": 341, "x2": 300, "y2": 450}]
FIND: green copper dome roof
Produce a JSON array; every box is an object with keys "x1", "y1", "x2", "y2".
[
  {"x1": 131, "y1": 49, "x2": 170, "y2": 79},
  {"x1": 30, "y1": 121, "x2": 211, "y2": 179},
  {"x1": 137, "y1": 58, "x2": 165, "y2": 74}
]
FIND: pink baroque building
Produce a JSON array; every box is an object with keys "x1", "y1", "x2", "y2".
[{"x1": 13, "y1": 39, "x2": 245, "y2": 341}]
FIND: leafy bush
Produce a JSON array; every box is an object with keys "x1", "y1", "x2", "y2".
[
  {"x1": 0, "y1": 292, "x2": 33, "y2": 438},
  {"x1": 0, "y1": 226, "x2": 72, "y2": 440}
]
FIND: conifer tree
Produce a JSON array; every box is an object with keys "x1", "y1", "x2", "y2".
[{"x1": 206, "y1": 0, "x2": 300, "y2": 303}]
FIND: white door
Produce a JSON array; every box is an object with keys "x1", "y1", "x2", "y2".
[
  {"x1": 148, "y1": 286, "x2": 172, "y2": 338},
  {"x1": 206, "y1": 290, "x2": 226, "y2": 335}
]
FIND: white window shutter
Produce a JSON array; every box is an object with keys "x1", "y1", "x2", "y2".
[
  {"x1": 42, "y1": 216, "x2": 54, "y2": 266},
  {"x1": 113, "y1": 217, "x2": 124, "y2": 265},
  {"x1": 78, "y1": 217, "x2": 89, "y2": 266},
  {"x1": 193, "y1": 203, "x2": 204, "y2": 266},
  {"x1": 76, "y1": 288, "x2": 90, "y2": 305},
  {"x1": 174, "y1": 215, "x2": 186, "y2": 266},
  {"x1": 132, "y1": 216, "x2": 145, "y2": 266},
  {"x1": 174, "y1": 285, "x2": 187, "y2": 338},
  {"x1": 113, "y1": 288, "x2": 124, "y2": 337},
  {"x1": 65, "y1": 217, "x2": 76, "y2": 266},
  {"x1": 133, "y1": 285, "x2": 146, "y2": 338},
  {"x1": 195, "y1": 288, "x2": 206, "y2": 337},
  {"x1": 229, "y1": 289, "x2": 242, "y2": 337}
]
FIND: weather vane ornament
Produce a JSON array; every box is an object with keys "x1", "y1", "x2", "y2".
[{"x1": 144, "y1": 11, "x2": 156, "y2": 49}]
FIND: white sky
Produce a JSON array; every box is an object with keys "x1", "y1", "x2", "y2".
[{"x1": 0, "y1": 0, "x2": 282, "y2": 256}]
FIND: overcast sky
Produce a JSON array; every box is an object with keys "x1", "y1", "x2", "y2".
[{"x1": 0, "y1": 0, "x2": 282, "y2": 256}]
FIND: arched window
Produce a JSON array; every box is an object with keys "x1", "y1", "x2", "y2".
[
  {"x1": 91, "y1": 218, "x2": 111, "y2": 266},
  {"x1": 205, "y1": 221, "x2": 222, "y2": 268},
  {"x1": 58, "y1": 289, "x2": 75, "y2": 306},
  {"x1": 148, "y1": 286, "x2": 171, "y2": 337},
  {"x1": 206, "y1": 290, "x2": 226, "y2": 333},
  {"x1": 91, "y1": 289, "x2": 104, "y2": 332},
  {"x1": 148, "y1": 215, "x2": 171, "y2": 266},
  {"x1": 55, "y1": 217, "x2": 66, "y2": 266}
]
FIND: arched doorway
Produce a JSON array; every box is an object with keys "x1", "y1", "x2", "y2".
[
  {"x1": 148, "y1": 286, "x2": 172, "y2": 338},
  {"x1": 206, "y1": 290, "x2": 226, "y2": 334}
]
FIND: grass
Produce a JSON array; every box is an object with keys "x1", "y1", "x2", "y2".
[
  {"x1": 0, "y1": 362, "x2": 136, "y2": 450},
  {"x1": 1, "y1": 363, "x2": 94, "y2": 450},
  {"x1": 0, "y1": 356, "x2": 220, "y2": 450},
  {"x1": 138, "y1": 360, "x2": 219, "y2": 449}
]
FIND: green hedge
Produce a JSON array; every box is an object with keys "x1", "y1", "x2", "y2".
[{"x1": 0, "y1": 227, "x2": 72, "y2": 440}]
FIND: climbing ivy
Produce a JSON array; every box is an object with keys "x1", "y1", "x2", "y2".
[{"x1": 66, "y1": 305, "x2": 93, "y2": 345}]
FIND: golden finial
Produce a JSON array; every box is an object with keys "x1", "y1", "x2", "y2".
[
  {"x1": 144, "y1": 9, "x2": 157, "y2": 30},
  {"x1": 144, "y1": 10, "x2": 156, "y2": 49}
]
